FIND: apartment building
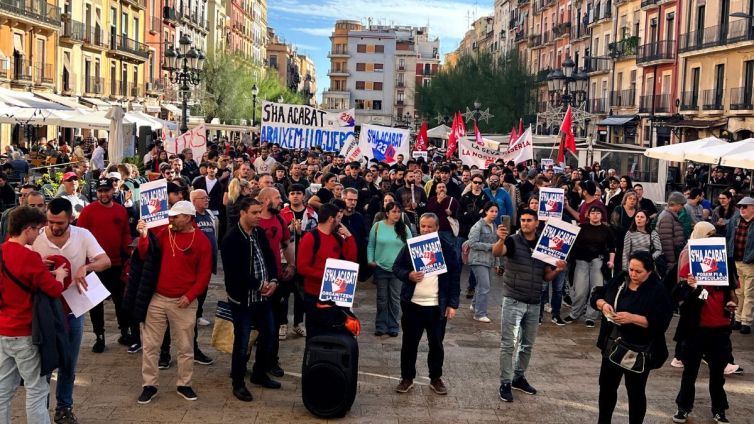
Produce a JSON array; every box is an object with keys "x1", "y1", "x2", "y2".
[
  {"x1": 206, "y1": 0, "x2": 227, "y2": 57},
  {"x1": 297, "y1": 53, "x2": 316, "y2": 106},
  {"x1": 266, "y1": 27, "x2": 317, "y2": 104},
  {"x1": 227, "y1": 0, "x2": 265, "y2": 68}
]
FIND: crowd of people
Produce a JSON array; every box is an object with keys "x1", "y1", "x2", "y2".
[{"x1": 0, "y1": 135, "x2": 751, "y2": 424}]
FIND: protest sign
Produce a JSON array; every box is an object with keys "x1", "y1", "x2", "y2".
[
  {"x1": 63, "y1": 273, "x2": 111, "y2": 318},
  {"x1": 407, "y1": 232, "x2": 447, "y2": 277},
  {"x1": 538, "y1": 187, "x2": 565, "y2": 220},
  {"x1": 356, "y1": 124, "x2": 410, "y2": 165},
  {"x1": 541, "y1": 158, "x2": 554, "y2": 168},
  {"x1": 319, "y1": 259, "x2": 360, "y2": 307},
  {"x1": 164, "y1": 123, "x2": 207, "y2": 160},
  {"x1": 261, "y1": 102, "x2": 356, "y2": 152},
  {"x1": 412, "y1": 151, "x2": 428, "y2": 161},
  {"x1": 459, "y1": 136, "x2": 503, "y2": 169},
  {"x1": 532, "y1": 219, "x2": 580, "y2": 266},
  {"x1": 499, "y1": 127, "x2": 533, "y2": 164},
  {"x1": 688, "y1": 237, "x2": 729, "y2": 286},
  {"x1": 139, "y1": 179, "x2": 169, "y2": 228}
]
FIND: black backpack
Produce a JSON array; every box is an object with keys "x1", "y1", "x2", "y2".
[{"x1": 307, "y1": 229, "x2": 344, "y2": 264}]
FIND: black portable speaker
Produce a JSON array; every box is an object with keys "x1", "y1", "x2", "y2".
[{"x1": 301, "y1": 332, "x2": 359, "y2": 418}]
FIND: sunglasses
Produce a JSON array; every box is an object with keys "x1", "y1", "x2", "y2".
[{"x1": 472, "y1": 181, "x2": 483, "y2": 185}]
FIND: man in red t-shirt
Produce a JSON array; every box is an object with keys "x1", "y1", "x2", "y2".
[
  {"x1": 77, "y1": 178, "x2": 133, "y2": 353},
  {"x1": 0, "y1": 207, "x2": 71, "y2": 422},
  {"x1": 256, "y1": 187, "x2": 294, "y2": 376}
]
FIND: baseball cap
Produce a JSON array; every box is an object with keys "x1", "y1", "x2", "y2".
[
  {"x1": 62, "y1": 172, "x2": 78, "y2": 181},
  {"x1": 107, "y1": 171, "x2": 122, "y2": 180},
  {"x1": 168, "y1": 200, "x2": 196, "y2": 217},
  {"x1": 95, "y1": 179, "x2": 114, "y2": 190},
  {"x1": 738, "y1": 197, "x2": 754, "y2": 206}
]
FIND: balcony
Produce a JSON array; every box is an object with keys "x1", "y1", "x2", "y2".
[
  {"x1": 589, "y1": 98, "x2": 607, "y2": 113},
  {"x1": 640, "y1": 0, "x2": 658, "y2": 9},
  {"x1": 10, "y1": 58, "x2": 33, "y2": 82},
  {"x1": 702, "y1": 89, "x2": 725, "y2": 111},
  {"x1": 680, "y1": 91, "x2": 699, "y2": 111},
  {"x1": 162, "y1": 6, "x2": 178, "y2": 23},
  {"x1": 589, "y1": 6, "x2": 612, "y2": 26},
  {"x1": 32, "y1": 62, "x2": 53, "y2": 85},
  {"x1": 536, "y1": 101, "x2": 548, "y2": 113},
  {"x1": 126, "y1": 82, "x2": 143, "y2": 98},
  {"x1": 515, "y1": 30, "x2": 526, "y2": 42},
  {"x1": 0, "y1": 58, "x2": 10, "y2": 80},
  {"x1": 61, "y1": 71, "x2": 75, "y2": 94},
  {"x1": 61, "y1": 19, "x2": 86, "y2": 43},
  {"x1": 679, "y1": 20, "x2": 754, "y2": 54},
  {"x1": 395, "y1": 81, "x2": 405, "y2": 88},
  {"x1": 327, "y1": 69, "x2": 349, "y2": 77},
  {"x1": 529, "y1": 33, "x2": 543, "y2": 48},
  {"x1": 84, "y1": 76, "x2": 104, "y2": 95},
  {"x1": 608, "y1": 36, "x2": 640, "y2": 59},
  {"x1": 109, "y1": 34, "x2": 150, "y2": 61},
  {"x1": 639, "y1": 94, "x2": 671, "y2": 114},
  {"x1": 542, "y1": 31, "x2": 554, "y2": 45},
  {"x1": 586, "y1": 58, "x2": 610, "y2": 74},
  {"x1": 535, "y1": 68, "x2": 551, "y2": 84},
  {"x1": 610, "y1": 89, "x2": 636, "y2": 107},
  {"x1": 637, "y1": 40, "x2": 675, "y2": 65},
  {"x1": 0, "y1": 0, "x2": 61, "y2": 27},
  {"x1": 396, "y1": 100, "x2": 404, "y2": 106},
  {"x1": 327, "y1": 49, "x2": 349, "y2": 58},
  {"x1": 122, "y1": 0, "x2": 145, "y2": 8},
  {"x1": 552, "y1": 22, "x2": 571, "y2": 39},
  {"x1": 82, "y1": 27, "x2": 109, "y2": 50},
  {"x1": 730, "y1": 87, "x2": 754, "y2": 111}
]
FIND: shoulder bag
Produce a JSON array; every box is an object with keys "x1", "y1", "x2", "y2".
[{"x1": 603, "y1": 283, "x2": 652, "y2": 374}]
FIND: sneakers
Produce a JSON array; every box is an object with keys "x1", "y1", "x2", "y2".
[
  {"x1": 671, "y1": 358, "x2": 684, "y2": 368},
  {"x1": 563, "y1": 316, "x2": 576, "y2": 324},
  {"x1": 278, "y1": 324, "x2": 288, "y2": 340},
  {"x1": 740, "y1": 325, "x2": 751, "y2": 334},
  {"x1": 197, "y1": 317, "x2": 210, "y2": 326},
  {"x1": 92, "y1": 334, "x2": 105, "y2": 353},
  {"x1": 672, "y1": 409, "x2": 689, "y2": 423},
  {"x1": 250, "y1": 374, "x2": 282, "y2": 389},
  {"x1": 474, "y1": 316, "x2": 491, "y2": 323},
  {"x1": 54, "y1": 407, "x2": 79, "y2": 424},
  {"x1": 293, "y1": 323, "x2": 306, "y2": 337},
  {"x1": 551, "y1": 316, "x2": 566, "y2": 326},
  {"x1": 563, "y1": 295, "x2": 573, "y2": 307},
  {"x1": 117, "y1": 334, "x2": 132, "y2": 346},
  {"x1": 233, "y1": 385, "x2": 253, "y2": 402},
  {"x1": 395, "y1": 378, "x2": 414, "y2": 393},
  {"x1": 465, "y1": 288, "x2": 475, "y2": 299},
  {"x1": 176, "y1": 386, "x2": 197, "y2": 401},
  {"x1": 137, "y1": 386, "x2": 158, "y2": 404},
  {"x1": 429, "y1": 378, "x2": 448, "y2": 395},
  {"x1": 585, "y1": 320, "x2": 595, "y2": 328},
  {"x1": 127, "y1": 343, "x2": 143, "y2": 354},
  {"x1": 511, "y1": 377, "x2": 537, "y2": 395},
  {"x1": 713, "y1": 412, "x2": 730, "y2": 423},
  {"x1": 543, "y1": 303, "x2": 552, "y2": 313},
  {"x1": 194, "y1": 349, "x2": 214, "y2": 365},
  {"x1": 268, "y1": 363, "x2": 285, "y2": 378},
  {"x1": 725, "y1": 363, "x2": 744, "y2": 375},
  {"x1": 158, "y1": 353, "x2": 171, "y2": 369},
  {"x1": 499, "y1": 383, "x2": 513, "y2": 402}
]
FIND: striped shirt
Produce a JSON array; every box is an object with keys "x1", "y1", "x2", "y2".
[{"x1": 622, "y1": 230, "x2": 662, "y2": 271}]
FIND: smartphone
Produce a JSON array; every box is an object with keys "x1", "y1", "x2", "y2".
[{"x1": 502, "y1": 215, "x2": 511, "y2": 233}]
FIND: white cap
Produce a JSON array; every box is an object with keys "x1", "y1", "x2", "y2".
[
  {"x1": 107, "y1": 171, "x2": 122, "y2": 180},
  {"x1": 168, "y1": 200, "x2": 196, "y2": 217}
]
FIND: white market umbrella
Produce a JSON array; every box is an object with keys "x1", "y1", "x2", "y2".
[
  {"x1": 57, "y1": 109, "x2": 115, "y2": 130},
  {"x1": 644, "y1": 137, "x2": 727, "y2": 162},
  {"x1": 106, "y1": 106, "x2": 125, "y2": 165},
  {"x1": 427, "y1": 124, "x2": 451, "y2": 140},
  {"x1": 684, "y1": 138, "x2": 754, "y2": 166},
  {"x1": 721, "y1": 139, "x2": 754, "y2": 169}
]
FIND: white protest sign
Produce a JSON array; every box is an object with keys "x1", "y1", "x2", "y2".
[
  {"x1": 459, "y1": 136, "x2": 503, "y2": 169},
  {"x1": 538, "y1": 187, "x2": 565, "y2": 220},
  {"x1": 356, "y1": 124, "x2": 411, "y2": 165},
  {"x1": 407, "y1": 232, "x2": 448, "y2": 277},
  {"x1": 261, "y1": 102, "x2": 356, "y2": 152},
  {"x1": 688, "y1": 237, "x2": 729, "y2": 286},
  {"x1": 139, "y1": 179, "x2": 169, "y2": 228},
  {"x1": 164, "y1": 123, "x2": 207, "y2": 160},
  {"x1": 319, "y1": 259, "x2": 359, "y2": 307},
  {"x1": 531, "y1": 219, "x2": 581, "y2": 266}
]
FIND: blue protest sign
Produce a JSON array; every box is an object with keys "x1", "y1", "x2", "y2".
[
  {"x1": 688, "y1": 237, "x2": 729, "y2": 286},
  {"x1": 139, "y1": 179, "x2": 168, "y2": 228},
  {"x1": 319, "y1": 259, "x2": 360, "y2": 307},
  {"x1": 407, "y1": 232, "x2": 447, "y2": 277},
  {"x1": 532, "y1": 219, "x2": 580, "y2": 266},
  {"x1": 538, "y1": 187, "x2": 565, "y2": 221}
]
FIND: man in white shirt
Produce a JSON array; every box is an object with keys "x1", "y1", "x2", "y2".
[
  {"x1": 32, "y1": 197, "x2": 111, "y2": 424},
  {"x1": 253, "y1": 147, "x2": 277, "y2": 174},
  {"x1": 91, "y1": 139, "x2": 107, "y2": 170}
]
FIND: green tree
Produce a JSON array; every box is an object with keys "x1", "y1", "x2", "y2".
[
  {"x1": 199, "y1": 52, "x2": 306, "y2": 124},
  {"x1": 416, "y1": 51, "x2": 535, "y2": 133}
]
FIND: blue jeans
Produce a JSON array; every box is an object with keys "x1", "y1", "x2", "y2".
[
  {"x1": 0, "y1": 336, "x2": 51, "y2": 423},
  {"x1": 56, "y1": 314, "x2": 83, "y2": 411},
  {"x1": 374, "y1": 268, "x2": 402, "y2": 334},
  {"x1": 471, "y1": 265, "x2": 493, "y2": 319},
  {"x1": 541, "y1": 271, "x2": 565, "y2": 318},
  {"x1": 228, "y1": 300, "x2": 274, "y2": 388},
  {"x1": 499, "y1": 297, "x2": 540, "y2": 384},
  {"x1": 570, "y1": 258, "x2": 604, "y2": 321}
]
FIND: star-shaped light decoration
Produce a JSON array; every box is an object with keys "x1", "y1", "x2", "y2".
[
  {"x1": 434, "y1": 113, "x2": 446, "y2": 125},
  {"x1": 537, "y1": 101, "x2": 592, "y2": 133},
  {"x1": 462, "y1": 106, "x2": 494, "y2": 124}
]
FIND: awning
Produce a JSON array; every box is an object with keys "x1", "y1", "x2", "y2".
[
  {"x1": 644, "y1": 137, "x2": 727, "y2": 161},
  {"x1": 33, "y1": 91, "x2": 91, "y2": 112},
  {"x1": 0, "y1": 87, "x2": 72, "y2": 110},
  {"x1": 595, "y1": 115, "x2": 638, "y2": 126},
  {"x1": 80, "y1": 97, "x2": 112, "y2": 109},
  {"x1": 664, "y1": 119, "x2": 727, "y2": 129},
  {"x1": 62, "y1": 51, "x2": 71, "y2": 73},
  {"x1": 162, "y1": 104, "x2": 181, "y2": 115},
  {"x1": 13, "y1": 34, "x2": 23, "y2": 54},
  {"x1": 126, "y1": 111, "x2": 162, "y2": 130},
  {"x1": 145, "y1": 105, "x2": 160, "y2": 113}
]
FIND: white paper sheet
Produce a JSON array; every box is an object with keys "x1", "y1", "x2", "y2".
[{"x1": 62, "y1": 272, "x2": 111, "y2": 318}]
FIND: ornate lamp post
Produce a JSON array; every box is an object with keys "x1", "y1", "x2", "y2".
[
  {"x1": 547, "y1": 57, "x2": 588, "y2": 109},
  {"x1": 163, "y1": 34, "x2": 204, "y2": 133},
  {"x1": 251, "y1": 83, "x2": 258, "y2": 126}
]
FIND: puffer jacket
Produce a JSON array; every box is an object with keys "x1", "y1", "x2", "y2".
[
  {"x1": 123, "y1": 232, "x2": 161, "y2": 323},
  {"x1": 655, "y1": 209, "x2": 685, "y2": 267},
  {"x1": 467, "y1": 218, "x2": 497, "y2": 267}
]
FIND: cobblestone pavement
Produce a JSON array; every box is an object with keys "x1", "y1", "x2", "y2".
[{"x1": 10, "y1": 267, "x2": 754, "y2": 423}]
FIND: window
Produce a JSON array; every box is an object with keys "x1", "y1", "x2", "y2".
[
  {"x1": 355, "y1": 81, "x2": 365, "y2": 89},
  {"x1": 375, "y1": 44, "x2": 384, "y2": 53},
  {"x1": 374, "y1": 63, "x2": 383, "y2": 71},
  {"x1": 399, "y1": 58, "x2": 405, "y2": 69},
  {"x1": 397, "y1": 92, "x2": 404, "y2": 102},
  {"x1": 133, "y1": 18, "x2": 139, "y2": 41},
  {"x1": 122, "y1": 12, "x2": 128, "y2": 36},
  {"x1": 356, "y1": 62, "x2": 365, "y2": 71},
  {"x1": 715, "y1": 64, "x2": 725, "y2": 101},
  {"x1": 355, "y1": 99, "x2": 365, "y2": 109},
  {"x1": 269, "y1": 55, "x2": 277, "y2": 69},
  {"x1": 357, "y1": 44, "x2": 366, "y2": 53},
  {"x1": 373, "y1": 100, "x2": 382, "y2": 110},
  {"x1": 373, "y1": 82, "x2": 383, "y2": 90}
]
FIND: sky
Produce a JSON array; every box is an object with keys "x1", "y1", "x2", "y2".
[{"x1": 267, "y1": 0, "x2": 494, "y2": 104}]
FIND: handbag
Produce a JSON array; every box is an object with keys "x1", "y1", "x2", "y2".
[
  {"x1": 603, "y1": 283, "x2": 652, "y2": 374},
  {"x1": 210, "y1": 300, "x2": 235, "y2": 354},
  {"x1": 447, "y1": 197, "x2": 460, "y2": 236}
]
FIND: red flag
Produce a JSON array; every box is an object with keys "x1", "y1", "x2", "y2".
[
  {"x1": 474, "y1": 121, "x2": 484, "y2": 146},
  {"x1": 457, "y1": 112, "x2": 467, "y2": 137},
  {"x1": 508, "y1": 126, "x2": 518, "y2": 147},
  {"x1": 518, "y1": 118, "x2": 524, "y2": 137},
  {"x1": 557, "y1": 105, "x2": 577, "y2": 164},
  {"x1": 415, "y1": 121, "x2": 429, "y2": 151},
  {"x1": 446, "y1": 113, "x2": 459, "y2": 158}
]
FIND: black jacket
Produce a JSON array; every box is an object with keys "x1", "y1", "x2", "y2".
[
  {"x1": 34, "y1": 294, "x2": 70, "y2": 376},
  {"x1": 392, "y1": 238, "x2": 461, "y2": 319},
  {"x1": 123, "y1": 232, "x2": 161, "y2": 323},
  {"x1": 221, "y1": 224, "x2": 278, "y2": 307}
]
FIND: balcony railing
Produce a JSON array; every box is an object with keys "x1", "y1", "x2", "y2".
[
  {"x1": 641, "y1": 0, "x2": 658, "y2": 8},
  {"x1": 0, "y1": 0, "x2": 61, "y2": 25},
  {"x1": 589, "y1": 98, "x2": 607, "y2": 113},
  {"x1": 122, "y1": 0, "x2": 145, "y2": 8},
  {"x1": 536, "y1": 68, "x2": 551, "y2": 83},
  {"x1": 0, "y1": 58, "x2": 10, "y2": 80},
  {"x1": 529, "y1": 33, "x2": 542, "y2": 47},
  {"x1": 84, "y1": 76, "x2": 104, "y2": 94},
  {"x1": 730, "y1": 87, "x2": 754, "y2": 110},
  {"x1": 82, "y1": 27, "x2": 108, "y2": 48},
  {"x1": 11, "y1": 58, "x2": 33, "y2": 82},
  {"x1": 515, "y1": 30, "x2": 526, "y2": 42},
  {"x1": 536, "y1": 101, "x2": 548, "y2": 113},
  {"x1": 610, "y1": 89, "x2": 636, "y2": 107},
  {"x1": 110, "y1": 34, "x2": 150, "y2": 59},
  {"x1": 702, "y1": 89, "x2": 725, "y2": 110},
  {"x1": 639, "y1": 94, "x2": 671, "y2": 113},
  {"x1": 33, "y1": 62, "x2": 53, "y2": 84},
  {"x1": 637, "y1": 40, "x2": 675, "y2": 64},
  {"x1": 680, "y1": 91, "x2": 700, "y2": 111},
  {"x1": 679, "y1": 20, "x2": 754, "y2": 53},
  {"x1": 552, "y1": 21, "x2": 571, "y2": 38},
  {"x1": 590, "y1": 5, "x2": 612, "y2": 25},
  {"x1": 608, "y1": 36, "x2": 640, "y2": 58},
  {"x1": 586, "y1": 58, "x2": 610, "y2": 73},
  {"x1": 163, "y1": 5, "x2": 177, "y2": 22},
  {"x1": 126, "y1": 82, "x2": 143, "y2": 98},
  {"x1": 62, "y1": 19, "x2": 86, "y2": 42}
]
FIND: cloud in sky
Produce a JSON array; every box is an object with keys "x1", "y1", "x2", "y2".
[{"x1": 293, "y1": 27, "x2": 334, "y2": 37}]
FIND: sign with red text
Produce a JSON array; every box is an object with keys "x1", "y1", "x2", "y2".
[{"x1": 164, "y1": 123, "x2": 207, "y2": 160}]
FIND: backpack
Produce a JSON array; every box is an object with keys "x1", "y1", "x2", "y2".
[{"x1": 308, "y1": 229, "x2": 344, "y2": 265}]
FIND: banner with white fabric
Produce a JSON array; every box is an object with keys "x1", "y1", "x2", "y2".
[
  {"x1": 460, "y1": 127, "x2": 534, "y2": 168},
  {"x1": 164, "y1": 123, "x2": 207, "y2": 160},
  {"x1": 261, "y1": 102, "x2": 356, "y2": 152}
]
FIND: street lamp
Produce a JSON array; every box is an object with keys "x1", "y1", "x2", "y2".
[
  {"x1": 547, "y1": 57, "x2": 586, "y2": 109},
  {"x1": 472, "y1": 99, "x2": 482, "y2": 122},
  {"x1": 163, "y1": 34, "x2": 204, "y2": 133},
  {"x1": 251, "y1": 83, "x2": 258, "y2": 126}
]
